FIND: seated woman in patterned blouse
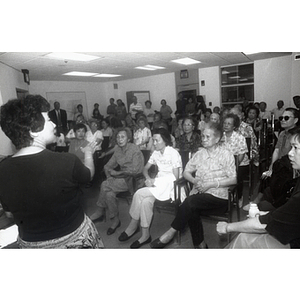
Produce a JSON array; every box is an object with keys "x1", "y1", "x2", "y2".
[
  {"x1": 133, "y1": 116, "x2": 152, "y2": 150},
  {"x1": 221, "y1": 113, "x2": 248, "y2": 208},
  {"x1": 175, "y1": 117, "x2": 202, "y2": 154},
  {"x1": 151, "y1": 123, "x2": 237, "y2": 249}
]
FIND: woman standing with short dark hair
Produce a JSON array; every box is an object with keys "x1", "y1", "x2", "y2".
[{"x1": 0, "y1": 95, "x2": 103, "y2": 248}]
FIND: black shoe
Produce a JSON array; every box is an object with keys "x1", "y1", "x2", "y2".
[
  {"x1": 150, "y1": 238, "x2": 172, "y2": 249},
  {"x1": 107, "y1": 221, "x2": 121, "y2": 235},
  {"x1": 91, "y1": 215, "x2": 105, "y2": 223},
  {"x1": 130, "y1": 236, "x2": 152, "y2": 249},
  {"x1": 118, "y1": 227, "x2": 140, "y2": 242},
  {"x1": 194, "y1": 243, "x2": 208, "y2": 249}
]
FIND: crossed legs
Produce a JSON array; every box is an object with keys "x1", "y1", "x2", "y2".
[{"x1": 124, "y1": 187, "x2": 156, "y2": 244}]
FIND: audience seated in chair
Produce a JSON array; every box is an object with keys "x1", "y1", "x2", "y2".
[
  {"x1": 249, "y1": 108, "x2": 299, "y2": 208},
  {"x1": 150, "y1": 123, "x2": 237, "y2": 249},
  {"x1": 175, "y1": 117, "x2": 202, "y2": 157},
  {"x1": 90, "y1": 127, "x2": 144, "y2": 235},
  {"x1": 217, "y1": 128, "x2": 300, "y2": 249},
  {"x1": 220, "y1": 113, "x2": 249, "y2": 208},
  {"x1": 133, "y1": 116, "x2": 152, "y2": 150},
  {"x1": 119, "y1": 128, "x2": 182, "y2": 248}
]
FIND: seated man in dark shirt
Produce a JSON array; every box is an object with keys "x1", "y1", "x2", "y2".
[
  {"x1": 216, "y1": 128, "x2": 300, "y2": 249},
  {"x1": 90, "y1": 127, "x2": 144, "y2": 235}
]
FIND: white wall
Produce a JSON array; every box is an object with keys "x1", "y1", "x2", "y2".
[
  {"x1": 0, "y1": 63, "x2": 29, "y2": 155},
  {"x1": 29, "y1": 81, "x2": 109, "y2": 119},
  {"x1": 291, "y1": 52, "x2": 300, "y2": 102},
  {"x1": 30, "y1": 72, "x2": 177, "y2": 117},
  {"x1": 197, "y1": 54, "x2": 300, "y2": 112},
  {"x1": 115, "y1": 73, "x2": 177, "y2": 112},
  {"x1": 198, "y1": 66, "x2": 221, "y2": 109},
  {"x1": 254, "y1": 55, "x2": 292, "y2": 110}
]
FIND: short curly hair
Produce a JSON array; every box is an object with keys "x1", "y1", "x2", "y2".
[
  {"x1": 115, "y1": 127, "x2": 133, "y2": 142},
  {"x1": 74, "y1": 123, "x2": 87, "y2": 132},
  {"x1": 0, "y1": 94, "x2": 50, "y2": 149}
]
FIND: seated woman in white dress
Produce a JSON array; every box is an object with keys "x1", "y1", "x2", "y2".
[{"x1": 118, "y1": 128, "x2": 182, "y2": 248}]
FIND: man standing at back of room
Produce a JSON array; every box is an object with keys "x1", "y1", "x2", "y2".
[
  {"x1": 49, "y1": 101, "x2": 68, "y2": 135},
  {"x1": 129, "y1": 96, "x2": 144, "y2": 121},
  {"x1": 107, "y1": 98, "x2": 117, "y2": 119}
]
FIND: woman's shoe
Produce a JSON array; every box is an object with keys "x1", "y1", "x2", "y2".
[
  {"x1": 107, "y1": 221, "x2": 121, "y2": 235},
  {"x1": 150, "y1": 237, "x2": 173, "y2": 249},
  {"x1": 194, "y1": 242, "x2": 208, "y2": 249},
  {"x1": 118, "y1": 227, "x2": 140, "y2": 242},
  {"x1": 130, "y1": 236, "x2": 152, "y2": 249}
]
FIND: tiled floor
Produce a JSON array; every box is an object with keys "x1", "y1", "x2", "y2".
[
  {"x1": 82, "y1": 179, "x2": 251, "y2": 249},
  {"x1": 1, "y1": 172, "x2": 256, "y2": 249}
]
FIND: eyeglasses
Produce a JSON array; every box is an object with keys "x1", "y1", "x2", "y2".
[{"x1": 279, "y1": 116, "x2": 294, "y2": 121}]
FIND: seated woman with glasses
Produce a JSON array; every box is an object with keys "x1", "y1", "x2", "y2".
[
  {"x1": 175, "y1": 117, "x2": 202, "y2": 156},
  {"x1": 217, "y1": 127, "x2": 300, "y2": 249},
  {"x1": 262, "y1": 108, "x2": 299, "y2": 179},
  {"x1": 249, "y1": 108, "x2": 299, "y2": 210}
]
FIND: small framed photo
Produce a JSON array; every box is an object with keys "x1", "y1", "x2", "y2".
[{"x1": 180, "y1": 69, "x2": 189, "y2": 79}]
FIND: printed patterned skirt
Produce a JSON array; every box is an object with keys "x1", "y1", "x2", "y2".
[{"x1": 17, "y1": 214, "x2": 104, "y2": 249}]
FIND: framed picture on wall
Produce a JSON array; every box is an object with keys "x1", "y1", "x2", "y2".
[{"x1": 180, "y1": 69, "x2": 189, "y2": 79}]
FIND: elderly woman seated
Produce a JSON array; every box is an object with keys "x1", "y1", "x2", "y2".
[
  {"x1": 119, "y1": 128, "x2": 182, "y2": 248},
  {"x1": 175, "y1": 117, "x2": 202, "y2": 155},
  {"x1": 133, "y1": 116, "x2": 152, "y2": 150},
  {"x1": 151, "y1": 123, "x2": 237, "y2": 249},
  {"x1": 217, "y1": 128, "x2": 300, "y2": 248},
  {"x1": 90, "y1": 127, "x2": 144, "y2": 235}
]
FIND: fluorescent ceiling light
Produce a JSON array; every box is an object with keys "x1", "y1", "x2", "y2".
[
  {"x1": 63, "y1": 71, "x2": 98, "y2": 77},
  {"x1": 171, "y1": 57, "x2": 201, "y2": 65},
  {"x1": 144, "y1": 65, "x2": 165, "y2": 70},
  {"x1": 222, "y1": 70, "x2": 230, "y2": 74},
  {"x1": 94, "y1": 74, "x2": 121, "y2": 78},
  {"x1": 135, "y1": 66, "x2": 156, "y2": 71},
  {"x1": 45, "y1": 52, "x2": 100, "y2": 61},
  {"x1": 229, "y1": 76, "x2": 240, "y2": 79},
  {"x1": 239, "y1": 78, "x2": 248, "y2": 81},
  {"x1": 135, "y1": 64, "x2": 166, "y2": 71},
  {"x1": 243, "y1": 52, "x2": 261, "y2": 55}
]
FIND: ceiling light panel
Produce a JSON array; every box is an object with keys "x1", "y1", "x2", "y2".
[
  {"x1": 144, "y1": 65, "x2": 166, "y2": 69},
  {"x1": 94, "y1": 74, "x2": 121, "y2": 77},
  {"x1": 45, "y1": 52, "x2": 101, "y2": 62},
  {"x1": 135, "y1": 66, "x2": 156, "y2": 71},
  {"x1": 171, "y1": 57, "x2": 201, "y2": 65},
  {"x1": 243, "y1": 52, "x2": 261, "y2": 55},
  {"x1": 63, "y1": 71, "x2": 99, "y2": 77}
]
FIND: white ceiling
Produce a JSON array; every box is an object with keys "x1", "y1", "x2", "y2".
[{"x1": 0, "y1": 52, "x2": 292, "y2": 83}]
